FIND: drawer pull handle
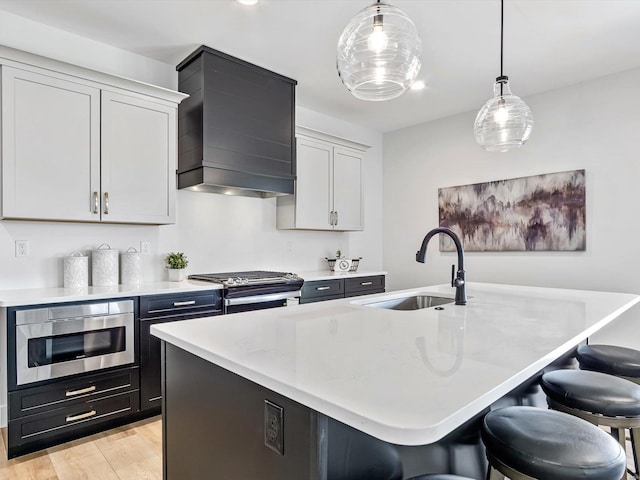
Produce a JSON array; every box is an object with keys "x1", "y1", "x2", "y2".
[
  {"x1": 173, "y1": 300, "x2": 196, "y2": 307},
  {"x1": 65, "y1": 386, "x2": 96, "y2": 397},
  {"x1": 66, "y1": 410, "x2": 97, "y2": 422},
  {"x1": 316, "y1": 286, "x2": 331, "y2": 291},
  {"x1": 360, "y1": 281, "x2": 373, "y2": 286}
]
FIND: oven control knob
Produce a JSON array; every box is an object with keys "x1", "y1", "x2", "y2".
[
  {"x1": 240, "y1": 277, "x2": 248, "y2": 285},
  {"x1": 226, "y1": 277, "x2": 236, "y2": 285}
]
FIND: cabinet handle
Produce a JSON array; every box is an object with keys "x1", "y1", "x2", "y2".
[
  {"x1": 173, "y1": 300, "x2": 196, "y2": 307},
  {"x1": 316, "y1": 286, "x2": 331, "y2": 291},
  {"x1": 329, "y1": 211, "x2": 334, "y2": 225},
  {"x1": 104, "y1": 192, "x2": 109, "y2": 214},
  {"x1": 360, "y1": 281, "x2": 373, "y2": 286},
  {"x1": 65, "y1": 385, "x2": 96, "y2": 397},
  {"x1": 93, "y1": 192, "x2": 99, "y2": 214},
  {"x1": 335, "y1": 211, "x2": 339, "y2": 225},
  {"x1": 66, "y1": 410, "x2": 97, "y2": 422}
]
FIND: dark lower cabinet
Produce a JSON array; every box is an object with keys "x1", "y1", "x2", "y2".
[
  {"x1": 300, "y1": 278, "x2": 344, "y2": 304},
  {"x1": 139, "y1": 290, "x2": 222, "y2": 413},
  {"x1": 7, "y1": 366, "x2": 139, "y2": 459},
  {"x1": 300, "y1": 275, "x2": 385, "y2": 304}
]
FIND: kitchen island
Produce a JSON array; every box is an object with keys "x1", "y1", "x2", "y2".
[{"x1": 151, "y1": 282, "x2": 640, "y2": 479}]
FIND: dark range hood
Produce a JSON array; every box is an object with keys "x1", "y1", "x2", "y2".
[{"x1": 176, "y1": 46, "x2": 297, "y2": 198}]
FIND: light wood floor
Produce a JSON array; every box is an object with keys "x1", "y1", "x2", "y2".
[
  {"x1": 0, "y1": 416, "x2": 162, "y2": 480},
  {"x1": 0, "y1": 417, "x2": 637, "y2": 480}
]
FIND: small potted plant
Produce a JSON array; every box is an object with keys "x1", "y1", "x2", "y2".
[{"x1": 165, "y1": 252, "x2": 189, "y2": 282}]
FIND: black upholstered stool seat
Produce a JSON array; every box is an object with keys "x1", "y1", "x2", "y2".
[
  {"x1": 541, "y1": 369, "x2": 640, "y2": 417},
  {"x1": 577, "y1": 344, "x2": 640, "y2": 381},
  {"x1": 542, "y1": 368, "x2": 640, "y2": 478},
  {"x1": 406, "y1": 475, "x2": 475, "y2": 480},
  {"x1": 481, "y1": 406, "x2": 626, "y2": 480}
]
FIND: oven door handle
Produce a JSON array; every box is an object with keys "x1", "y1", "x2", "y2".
[{"x1": 225, "y1": 290, "x2": 302, "y2": 307}]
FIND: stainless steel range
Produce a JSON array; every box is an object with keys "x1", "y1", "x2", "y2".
[{"x1": 188, "y1": 271, "x2": 304, "y2": 314}]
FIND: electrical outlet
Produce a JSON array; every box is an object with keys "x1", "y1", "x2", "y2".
[
  {"x1": 15, "y1": 240, "x2": 29, "y2": 257},
  {"x1": 264, "y1": 400, "x2": 284, "y2": 455},
  {"x1": 140, "y1": 242, "x2": 150, "y2": 255}
]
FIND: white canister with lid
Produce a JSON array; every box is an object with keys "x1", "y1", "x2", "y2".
[
  {"x1": 92, "y1": 243, "x2": 119, "y2": 287},
  {"x1": 63, "y1": 251, "x2": 88, "y2": 288},
  {"x1": 121, "y1": 247, "x2": 142, "y2": 285}
]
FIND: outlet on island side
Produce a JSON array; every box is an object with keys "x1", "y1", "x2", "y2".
[{"x1": 264, "y1": 400, "x2": 284, "y2": 455}]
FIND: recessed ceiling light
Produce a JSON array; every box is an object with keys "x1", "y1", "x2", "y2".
[
  {"x1": 237, "y1": 0, "x2": 259, "y2": 5},
  {"x1": 410, "y1": 80, "x2": 426, "y2": 91}
]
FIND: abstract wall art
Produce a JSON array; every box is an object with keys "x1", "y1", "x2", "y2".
[{"x1": 439, "y1": 170, "x2": 586, "y2": 252}]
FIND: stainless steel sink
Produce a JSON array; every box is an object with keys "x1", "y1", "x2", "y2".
[{"x1": 362, "y1": 295, "x2": 454, "y2": 311}]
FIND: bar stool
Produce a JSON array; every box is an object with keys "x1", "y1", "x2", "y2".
[
  {"x1": 481, "y1": 406, "x2": 626, "y2": 480},
  {"x1": 576, "y1": 344, "x2": 640, "y2": 384},
  {"x1": 541, "y1": 369, "x2": 640, "y2": 477},
  {"x1": 327, "y1": 417, "x2": 403, "y2": 480},
  {"x1": 406, "y1": 476, "x2": 475, "y2": 480}
]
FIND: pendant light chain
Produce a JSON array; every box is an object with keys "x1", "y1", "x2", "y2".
[
  {"x1": 500, "y1": 0, "x2": 504, "y2": 78},
  {"x1": 500, "y1": 0, "x2": 504, "y2": 95}
]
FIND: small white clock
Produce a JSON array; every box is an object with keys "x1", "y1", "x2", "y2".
[{"x1": 335, "y1": 259, "x2": 352, "y2": 272}]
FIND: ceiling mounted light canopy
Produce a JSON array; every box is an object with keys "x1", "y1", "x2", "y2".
[
  {"x1": 474, "y1": 0, "x2": 533, "y2": 152},
  {"x1": 337, "y1": 0, "x2": 422, "y2": 101}
]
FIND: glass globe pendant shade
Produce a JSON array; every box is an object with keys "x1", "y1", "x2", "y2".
[
  {"x1": 474, "y1": 76, "x2": 534, "y2": 152},
  {"x1": 337, "y1": 1, "x2": 422, "y2": 101}
]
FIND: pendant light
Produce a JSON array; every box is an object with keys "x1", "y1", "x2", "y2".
[
  {"x1": 474, "y1": 0, "x2": 533, "y2": 152},
  {"x1": 337, "y1": 0, "x2": 422, "y2": 101}
]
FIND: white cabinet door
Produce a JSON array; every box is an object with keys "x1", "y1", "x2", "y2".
[
  {"x1": 294, "y1": 137, "x2": 333, "y2": 230},
  {"x1": 276, "y1": 130, "x2": 367, "y2": 231},
  {"x1": 1, "y1": 67, "x2": 101, "y2": 221},
  {"x1": 333, "y1": 146, "x2": 364, "y2": 231},
  {"x1": 101, "y1": 91, "x2": 176, "y2": 224}
]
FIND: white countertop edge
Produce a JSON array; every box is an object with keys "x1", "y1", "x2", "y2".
[
  {"x1": 297, "y1": 270, "x2": 387, "y2": 282},
  {"x1": 151, "y1": 283, "x2": 640, "y2": 445},
  {"x1": 0, "y1": 280, "x2": 222, "y2": 307},
  {"x1": 0, "y1": 272, "x2": 386, "y2": 307}
]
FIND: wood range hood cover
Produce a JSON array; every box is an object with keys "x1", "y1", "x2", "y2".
[{"x1": 176, "y1": 45, "x2": 297, "y2": 198}]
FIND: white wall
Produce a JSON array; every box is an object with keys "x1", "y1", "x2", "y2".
[
  {"x1": 0, "y1": 13, "x2": 384, "y2": 291},
  {"x1": 383, "y1": 67, "x2": 640, "y2": 348}
]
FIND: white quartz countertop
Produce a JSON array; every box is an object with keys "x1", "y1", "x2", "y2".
[
  {"x1": 151, "y1": 282, "x2": 640, "y2": 446},
  {"x1": 0, "y1": 280, "x2": 222, "y2": 307},
  {"x1": 0, "y1": 271, "x2": 385, "y2": 307},
  {"x1": 298, "y1": 270, "x2": 387, "y2": 281}
]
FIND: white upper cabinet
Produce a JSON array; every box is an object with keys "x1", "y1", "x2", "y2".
[
  {"x1": 0, "y1": 46, "x2": 186, "y2": 224},
  {"x1": 277, "y1": 127, "x2": 368, "y2": 231},
  {"x1": 1, "y1": 67, "x2": 101, "y2": 222},
  {"x1": 101, "y1": 91, "x2": 176, "y2": 224}
]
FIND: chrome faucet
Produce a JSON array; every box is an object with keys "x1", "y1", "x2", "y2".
[{"x1": 416, "y1": 227, "x2": 467, "y2": 305}]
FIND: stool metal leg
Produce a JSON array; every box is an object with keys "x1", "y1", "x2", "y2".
[
  {"x1": 610, "y1": 426, "x2": 631, "y2": 480},
  {"x1": 632, "y1": 428, "x2": 640, "y2": 477},
  {"x1": 487, "y1": 465, "x2": 505, "y2": 480},
  {"x1": 611, "y1": 427, "x2": 626, "y2": 448}
]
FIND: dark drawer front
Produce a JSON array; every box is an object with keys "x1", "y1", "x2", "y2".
[
  {"x1": 345, "y1": 275, "x2": 386, "y2": 297},
  {"x1": 140, "y1": 290, "x2": 222, "y2": 319},
  {"x1": 8, "y1": 391, "x2": 138, "y2": 450},
  {"x1": 9, "y1": 367, "x2": 139, "y2": 419},
  {"x1": 301, "y1": 279, "x2": 344, "y2": 302}
]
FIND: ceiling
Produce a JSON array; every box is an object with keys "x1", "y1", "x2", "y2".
[{"x1": 0, "y1": 0, "x2": 639, "y2": 133}]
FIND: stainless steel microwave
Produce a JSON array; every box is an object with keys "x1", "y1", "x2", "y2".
[{"x1": 15, "y1": 300, "x2": 134, "y2": 385}]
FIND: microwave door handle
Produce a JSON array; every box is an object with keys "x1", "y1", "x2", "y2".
[{"x1": 225, "y1": 291, "x2": 302, "y2": 307}]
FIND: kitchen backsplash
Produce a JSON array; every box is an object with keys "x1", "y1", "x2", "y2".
[{"x1": 0, "y1": 189, "x2": 378, "y2": 290}]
